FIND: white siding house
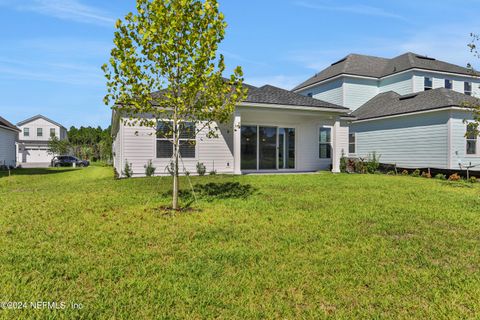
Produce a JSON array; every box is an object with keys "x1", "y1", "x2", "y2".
[
  {"x1": 16, "y1": 115, "x2": 68, "y2": 164},
  {"x1": 0, "y1": 116, "x2": 20, "y2": 168},
  {"x1": 112, "y1": 85, "x2": 351, "y2": 177}
]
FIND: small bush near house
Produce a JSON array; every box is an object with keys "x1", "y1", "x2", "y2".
[
  {"x1": 113, "y1": 167, "x2": 120, "y2": 180},
  {"x1": 468, "y1": 176, "x2": 477, "y2": 183},
  {"x1": 144, "y1": 160, "x2": 156, "y2": 177},
  {"x1": 185, "y1": 171, "x2": 191, "y2": 177},
  {"x1": 355, "y1": 158, "x2": 367, "y2": 174},
  {"x1": 165, "y1": 161, "x2": 175, "y2": 176},
  {"x1": 421, "y1": 171, "x2": 432, "y2": 179},
  {"x1": 196, "y1": 162, "x2": 206, "y2": 176},
  {"x1": 435, "y1": 173, "x2": 447, "y2": 180},
  {"x1": 209, "y1": 170, "x2": 217, "y2": 176},
  {"x1": 401, "y1": 170, "x2": 409, "y2": 176},
  {"x1": 411, "y1": 169, "x2": 421, "y2": 177},
  {"x1": 122, "y1": 160, "x2": 133, "y2": 178},
  {"x1": 366, "y1": 152, "x2": 380, "y2": 174},
  {"x1": 448, "y1": 173, "x2": 461, "y2": 181},
  {"x1": 340, "y1": 152, "x2": 347, "y2": 173}
]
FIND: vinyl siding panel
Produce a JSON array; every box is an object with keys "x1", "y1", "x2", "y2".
[
  {"x1": 351, "y1": 111, "x2": 450, "y2": 169},
  {"x1": 343, "y1": 78, "x2": 379, "y2": 111},
  {"x1": 449, "y1": 110, "x2": 480, "y2": 170},
  {"x1": 413, "y1": 71, "x2": 480, "y2": 96},
  {"x1": 0, "y1": 127, "x2": 17, "y2": 167},
  {"x1": 299, "y1": 78, "x2": 344, "y2": 106},
  {"x1": 379, "y1": 72, "x2": 413, "y2": 95}
]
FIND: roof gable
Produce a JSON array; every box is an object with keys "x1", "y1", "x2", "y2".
[
  {"x1": 17, "y1": 115, "x2": 66, "y2": 130},
  {"x1": 0, "y1": 116, "x2": 20, "y2": 132}
]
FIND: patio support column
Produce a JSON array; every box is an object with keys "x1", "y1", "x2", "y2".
[
  {"x1": 233, "y1": 111, "x2": 242, "y2": 174},
  {"x1": 331, "y1": 119, "x2": 341, "y2": 173}
]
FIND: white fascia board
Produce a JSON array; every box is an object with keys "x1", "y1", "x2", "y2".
[
  {"x1": 0, "y1": 124, "x2": 20, "y2": 133},
  {"x1": 237, "y1": 102, "x2": 350, "y2": 114},
  {"x1": 353, "y1": 106, "x2": 468, "y2": 123}
]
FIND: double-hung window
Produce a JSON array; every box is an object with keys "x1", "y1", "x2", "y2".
[
  {"x1": 156, "y1": 121, "x2": 196, "y2": 159},
  {"x1": 24, "y1": 128, "x2": 29, "y2": 137},
  {"x1": 37, "y1": 128, "x2": 43, "y2": 137},
  {"x1": 445, "y1": 79, "x2": 453, "y2": 89},
  {"x1": 50, "y1": 128, "x2": 56, "y2": 137},
  {"x1": 424, "y1": 77, "x2": 433, "y2": 91},
  {"x1": 319, "y1": 127, "x2": 332, "y2": 159},
  {"x1": 464, "y1": 82, "x2": 472, "y2": 96},
  {"x1": 349, "y1": 132, "x2": 356, "y2": 154},
  {"x1": 466, "y1": 123, "x2": 477, "y2": 155}
]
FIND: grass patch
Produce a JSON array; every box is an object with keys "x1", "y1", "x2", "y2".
[{"x1": 1, "y1": 167, "x2": 480, "y2": 318}]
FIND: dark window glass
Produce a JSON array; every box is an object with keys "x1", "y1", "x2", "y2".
[
  {"x1": 424, "y1": 77, "x2": 432, "y2": 90},
  {"x1": 349, "y1": 133, "x2": 356, "y2": 154},
  {"x1": 179, "y1": 122, "x2": 196, "y2": 139},
  {"x1": 241, "y1": 126, "x2": 257, "y2": 170},
  {"x1": 319, "y1": 128, "x2": 332, "y2": 159},
  {"x1": 465, "y1": 82, "x2": 472, "y2": 96},
  {"x1": 157, "y1": 121, "x2": 173, "y2": 138},
  {"x1": 179, "y1": 140, "x2": 196, "y2": 158},
  {"x1": 24, "y1": 128, "x2": 29, "y2": 136},
  {"x1": 445, "y1": 79, "x2": 453, "y2": 89},
  {"x1": 307, "y1": 93, "x2": 313, "y2": 97},
  {"x1": 50, "y1": 128, "x2": 56, "y2": 137},
  {"x1": 156, "y1": 140, "x2": 173, "y2": 158},
  {"x1": 37, "y1": 128, "x2": 43, "y2": 137}
]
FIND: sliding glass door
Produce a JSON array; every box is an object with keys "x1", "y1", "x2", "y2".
[{"x1": 241, "y1": 125, "x2": 295, "y2": 171}]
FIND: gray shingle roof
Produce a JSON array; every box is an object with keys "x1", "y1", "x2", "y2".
[
  {"x1": 353, "y1": 88, "x2": 480, "y2": 120},
  {"x1": 0, "y1": 116, "x2": 20, "y2": 132},
  {"x1": 294, "y1": 52, "x2": 477, "y2": 91},
  {"x1": 245, "y1": 84, "x2": 348, "y2": 110}
]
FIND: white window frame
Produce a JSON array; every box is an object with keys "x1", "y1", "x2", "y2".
[
  {"x1": 23, "y1": 127, "x2": 29, "y2": 137},
  {"x1": 466, "y1": 123, "x2": 477, "y2": 155},
  {"x1": 50, "y1": 128, "x2": 56, "y2": 137},
  {"x1": 424, "y1": 77, "x2": 433, "y2": 91},
  {"x1": 349, "y1": 132, "x2": 356, "y2": 155},
  {"x1": 464, "y1": 81, "x2": 472, "y2": 96},
  {"x1": 155, "y1": 120, "x2": 197, "y2": 159},
  {"x1": 319, "y1": 126, "x2": 332, "y2": 159},
  {"x1": 37, "y1": 128, "x2": 43, "y2": 137}
]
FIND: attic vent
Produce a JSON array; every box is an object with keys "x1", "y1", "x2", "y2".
[
  {"x1": 416, "y1": 55, "x2": 436, "y2": 61},
  {"x1": 331, "y1": 58, "x2": 347, "y2": 66},
  {"x1": 399, "y1": 93, "x2": 418, "y2": 100}
]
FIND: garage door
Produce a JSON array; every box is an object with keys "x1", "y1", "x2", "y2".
[{"x1": 25, "y1": 148, "x2": 52, "y2": 163}]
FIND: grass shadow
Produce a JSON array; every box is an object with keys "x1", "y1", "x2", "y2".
[
  {"x1": 163, "y1": 182, "x2": 257, "y2": 203},
  {"x1": 0, "y1": 168, "x2": 79, "y2": 177}
]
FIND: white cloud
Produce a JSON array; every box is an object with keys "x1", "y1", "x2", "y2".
[
  {"x1": 4, "y1": 0, "x2": 115, "y2": 26},
  {"x1": 293, "y1": 1, "x2": 408, "y2": 21}
]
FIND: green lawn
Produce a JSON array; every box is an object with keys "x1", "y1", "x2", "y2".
[{"x1": 1, "y1": 167, "x2": 480, "y2": 319}]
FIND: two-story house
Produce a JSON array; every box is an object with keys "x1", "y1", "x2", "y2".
[
  {"x1": 17, "y1": 115, "x2": 68, "y2": 164},
  {"x1": 0, "y1": 116, "x2": 20, "y2": 168},
  {"x1": 294, "y1": 52, "x2": 480, "y2": 170}
]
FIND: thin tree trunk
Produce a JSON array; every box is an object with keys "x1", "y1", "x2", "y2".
[{"x1": 172, "y1": 115, "x2": 179, "y2": 210}]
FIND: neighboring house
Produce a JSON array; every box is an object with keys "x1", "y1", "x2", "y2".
[
  {"x1": 17, "y1": 115, "x2": 68, "y2": 164},
  {"x1": 112, "y1": 84, "x2": 352, "y2": 177},
  {"x1": 294, "y1": 52, "x2": 480, "y2": 170},
  {"x1": 0, "y1": 116, "x2": 20, "y2": 168}
]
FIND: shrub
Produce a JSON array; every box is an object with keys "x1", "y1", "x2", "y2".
[
  {"x1": 421, "y1": 171, "x2": 432, "y2": 179},
  {"x1": 468, "y1": 176, "x2": 477, "y2": 183},
  {"x1": 411, "y1": 169, "x2": 420, "y2": 177},
  {"x1": 401, "y1": 170, "x2": 409, "y2": 176},
  {"x1": 144, "y1": 160, "x2": 156, "y2": 177},
  {"x1": 209, "y1": 170, "x2": 217, "y2": 176},
  {"x1": 196, "y1": 162, "x2": 206, "y2": 176},
  {"x1": 448, "y1": 173, "x2": 461, "y2": 181},
  {"x1": 355, "y1": 158, "x2": 367, "y2": 174},
  {"x1": 340, "y1": 152, "x2": 347, "y2": 173},
  {"x1": 366, "y1": 152, "x2": 380, "y2": 174},
  {"x1": 185, "y1": 171, "x2": 191, "y2": 177},
  {"x1": 435, "y1": 173, "x2": 446, "y2": 180},
  {"x1": 113, "y1": 167, "x2": 120, "y2": 180},
  {"x1": 165, "y1": 161, "x2": 175, "y2": 176},
  {"x1": 387, "y1": 171, "x2": 396, "y2": 175},
  {"x1": 122, "y1": 160, "x2": 133, "y2": 178}
]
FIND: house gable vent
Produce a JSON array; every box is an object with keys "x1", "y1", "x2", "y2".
[
  {"x1": 399, "y1": 93, "x2": 418, "y2": 100},
  {"x1": 416, "y1": 55, "x2": 436, "y2": 61},
  {"x1": 331, "y1": 57, "x2": 347, "y2": 66}
]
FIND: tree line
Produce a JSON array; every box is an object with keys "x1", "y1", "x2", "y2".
[{"x1": 48, "y1": 126, "x2": 113, "y2": 163}]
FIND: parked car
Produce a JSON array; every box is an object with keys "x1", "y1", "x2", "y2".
[{"x1": 51, "y1": 156, "x2": 90, "y2": 168}]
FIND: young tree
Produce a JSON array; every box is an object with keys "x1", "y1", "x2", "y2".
[
  {"x1": 47, "y1": 136, "x2": 70, "y2": 156},
  {"x1": 102, "y1": 0, "x2": 247, "y2": 210},
  {"x1": 468, "y1": 33, "x2": 480, "y2": 136}
]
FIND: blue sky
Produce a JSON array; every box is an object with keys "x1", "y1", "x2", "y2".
[{"x1": 1, "y1": 0, "x2": 480, "y2": 128}]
